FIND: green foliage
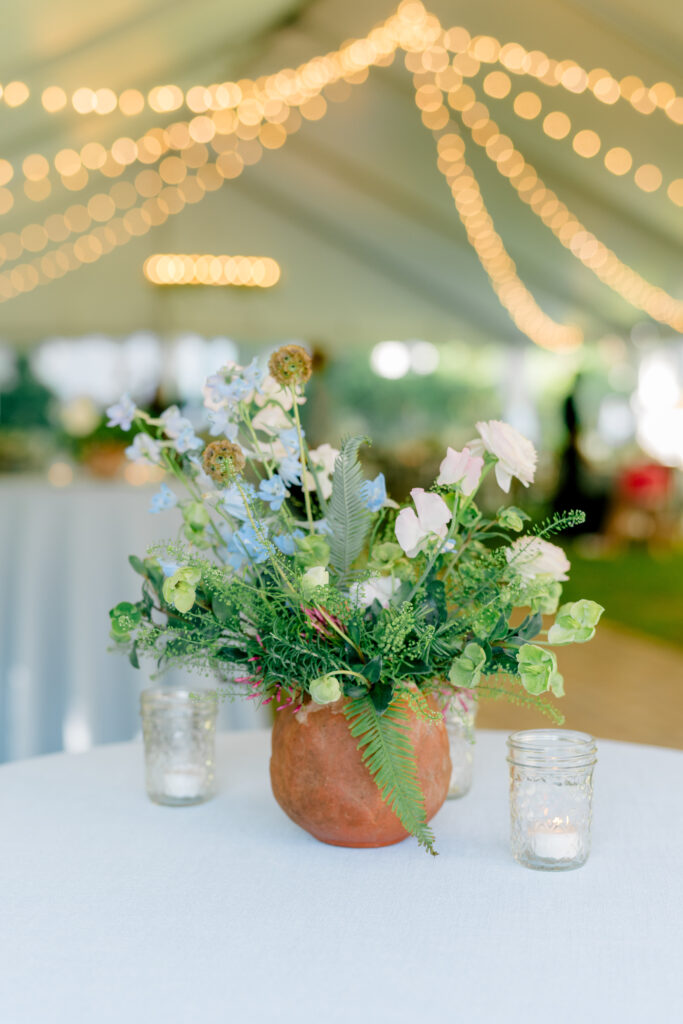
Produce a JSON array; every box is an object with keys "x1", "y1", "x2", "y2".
[
  {"x1": 344, "y1": 694, "x2": 437, "y2": 855},
  {"x1": 327, "y1": 436, "x2": 372, "y2": 582}
]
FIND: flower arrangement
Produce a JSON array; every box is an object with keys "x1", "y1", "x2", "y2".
[{"x1": 109, "y1": 345, "x2": 603, "y2": 854}]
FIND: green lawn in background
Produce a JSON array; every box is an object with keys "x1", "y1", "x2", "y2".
[{"x1": 562, "y1": 547, "x2": 683, "y2": 649}]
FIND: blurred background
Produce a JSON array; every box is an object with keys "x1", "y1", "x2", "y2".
[{"x1": 1, "y1": 0, "x2": 681, "y2": 762}]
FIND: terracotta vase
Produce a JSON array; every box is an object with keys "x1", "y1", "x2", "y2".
[{"x1": 270, "y1": 695, "x2": 451, "y2": 848}]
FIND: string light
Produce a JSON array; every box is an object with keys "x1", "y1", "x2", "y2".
[
  {"x1": 144, "y1": 253, "x2": 280, "y2": 286},
  {"x1": 419, "y1": 67, "x2": 581, "y2": 350},
  {"x1": 457, "y1": 82, "x2": 683, "y2": 331}
]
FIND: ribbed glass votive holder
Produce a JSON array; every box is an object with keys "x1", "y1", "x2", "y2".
[
  {"x1": 507, "y1": 729, "x2": 597, "y2": 871},
  {"x1": 140, "y1": 688, "x2": 218, "y2": 806}
]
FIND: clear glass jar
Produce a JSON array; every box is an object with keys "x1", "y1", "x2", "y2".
[
  {"x1": 507, "y1": 729, "x2": 597, "y2": 871},
  {"x1": 140, "y1": 688, "x2": 218, "y2": 806},
  {"x1": 445, "y1": 691, "x2": 477, "y2": 799}
]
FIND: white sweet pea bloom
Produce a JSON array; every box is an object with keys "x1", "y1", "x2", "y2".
[
  {"x1": 437, "y1": 446, "x2": 484, "y2": 495},
  {"x1": 303, "y1": 468, "x2": 333, "y2": 500},
  {"x1": 506, "y1": 537, "x2": 570, "y2": 582},
  {"x1": 309, "y1": 444, "x2": 339, "y2": 475},
  {"x1": 349, "y1": 576, "x2": 400, "y2": 608},
  {"x1": 395, "y1": 488, "x2": 452, "y2": 558},
  {"x1": 472, "y1": 420, "x2": 537, "y2": 492},
  {"x1": 252, "y1": 402, "x2": 291, "y2": 435}
]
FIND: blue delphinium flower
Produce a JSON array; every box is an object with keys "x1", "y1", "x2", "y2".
[
  {"x1": 221, "y1": 482, "x2": 256, "y2": 521},
  {"x1": 125, "y1": 433, "x2": 162, "y2": 465},
  {"x1": 106, "y1": 394, "x2": 136, "y2": 431},
  {"x1": 226, "y1": 524, "x2": 269, "y2": 569},
  {"x1": 241, "y1": 356, "x2": 266, "y2": 392},
  {"x1": 257, "y1": 474, "x2": 287, "y2": 511},
  {"x1": 157, "y1": 558, "x2": 180, "y2": 577},
  {"x1": 207, "y1": 408, "x2": 238, "y2": 439},
  {"x1": 174, "y1": 424, "x2": 203, "y2": 453},
  {"x1": 278, "y1": 427, "x2": 301, "y2": 455},
  {"x1": 149, "y1": 483, "x2": 177, "y2": 514},
  {"x1": 273, "y1": 529, "x2": 304, "y2": 556},
  {"x1": 278, "y1": 455, "x2": 302, "y2": 487},
  {"x1": 360, "y1": 472, "x2": 386, "y2": 512}
]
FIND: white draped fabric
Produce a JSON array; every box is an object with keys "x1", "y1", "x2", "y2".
[
  {"x1": 0, "y1": 478, "x2": 267, "y2": 763},
  {"x1": 1, "y1": 730, "x2": 681, "y2": 1023}
]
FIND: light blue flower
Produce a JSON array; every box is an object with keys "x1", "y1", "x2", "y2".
[
  {"x1": 360, "y1": 472, "x2": 386, "y2": 512},
  {"x1": 278, "y1": 427, "x2": 302, "y2": 455},
  {"x1": 149, "y1": 483, "x2": 177, "y2": 514},
  {"x1": 158, "y1": 558, "x2": 179, "y2": 578},
  {"x1": 207, "y1": 409, "x2": 238, "y2": 439},
  {"x1": 257, "y1": 474, "x2": 287, "y2": 511},
  {"x1": 160, "y1": 405, "x2": 188, "y2": 437},
  {"x1": 274, "y1": 529, "x2": 304, "y2": 555},
  {"x1": 204, "y1": 372, "x2": 233, "y2": 406},
  {"x1": 106, "y1": 394, "x2": 136, "y2": 431},
  {"x1": 221, "y1": 482, "x2": 256, "y2": 521},
  {"x1": 278, "y1": 455, "x2": 302, "y2": 487},
  {"x1": 125, "y1": 433, "x2": 162, "y2": 465},
  {"x1": 174, "y1": 424, "x2": 203, "y2": 454},
  {"x1": 226, "y1": 524, "x2": 269, "y2": 569},
  {"x1": 241, "y1": 356, "x2": 266, "y2": 392}
]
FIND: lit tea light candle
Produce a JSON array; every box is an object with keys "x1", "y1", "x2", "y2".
[
  {"x1": 162, "y1": 767, "x2": 205, "y2": 800},
  {"x1": 530, "y1": 817, "x2": 580, "y2": 861}
]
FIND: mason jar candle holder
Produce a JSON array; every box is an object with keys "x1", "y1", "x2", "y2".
[
  {"x1": 445, "y1": 691, "x2": 477, "y2": 799},
  {"x1": 507, "y1": 729, "x2": 597, "y2": 871},
  {"x1": 140, "y1": 688, "x2": 218, "y2": 806}
]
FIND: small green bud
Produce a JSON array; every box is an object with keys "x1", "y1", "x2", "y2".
[
  {"x1": 162, "y1": 567, "x2": 201, "y2": 614},
  {"x1": 498, "y1": 506, "x2": 527, "y2": 532}
]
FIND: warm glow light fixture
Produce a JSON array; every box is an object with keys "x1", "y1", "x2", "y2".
[{"x1": 143, "y1": 253, "x2": 281, "y2": 287}]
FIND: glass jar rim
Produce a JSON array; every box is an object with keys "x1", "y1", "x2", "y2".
[
  {"x1": 140, "y1": 687, "x2": 218, "y2": 713},
  {"x1": 507, "y1": 728, "x2": 597, "y2": 767}
]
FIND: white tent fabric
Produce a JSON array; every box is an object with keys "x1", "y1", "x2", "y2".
[{"x1": 0, "y1": 0, "x2": 681, "y2": 344}]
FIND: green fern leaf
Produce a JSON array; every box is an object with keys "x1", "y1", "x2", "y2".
[
  {"x1": 327, "y1": 436, "x2": 372, "y2": 582},
  {"x1": 343, "y1": 694, "x2": 438, "y2": 855}
]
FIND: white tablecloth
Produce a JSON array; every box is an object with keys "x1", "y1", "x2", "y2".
[
  {"x1": 0, "y1": 478, "x2": 266, "y2": 762},
  {"x1": 1, "y1": 730, "x2": 681, "y2": 1024}
]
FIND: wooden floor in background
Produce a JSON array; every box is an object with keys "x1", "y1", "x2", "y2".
[{"x1": 478, "y1": 623, "x2": 683, "y2": 750}]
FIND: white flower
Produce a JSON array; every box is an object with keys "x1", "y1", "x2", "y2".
[
  {"x1": 207, "y1": 409, "x2": 238, "y2": 439},
  {"x1": 301, "y1": 566, "x2": 329, "y2": 596},
  {"x1": 473, "y1": 420, "x2": 537, "y2": 492},
  {"x1": 437, "y1": 446, "x2": 484, "y2": 495},
  {"x1": 252, "y1": 402, "x2": 291, "y2": 435},
  {"x1": 349, "y1": 576, "x2": 400, "y2": 608},
  {"x1": 309, "y1": 444, "x2": 339, "y2": 476},
  {"x1": 303, "y1": 468, "x2": 333, "y2": 500},
  {"x1": 253, "y1": 375, "x2": 295, "y2": 411},
  {"x1": 506, "y1": 537, "x2": 570, "y2": 582},
  {"x1": 395, "y1": 488, "x2": 452, "y2": 558},
  {"x1": 125, "y1": 432, "x2": 162, "y2": 466}
]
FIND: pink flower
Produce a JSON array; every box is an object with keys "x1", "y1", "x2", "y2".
[
  {"x1": 395, "y1": 488, "x2": 452, "y2": 558},
  {"x1": 437, "y1": 446, "x2": 484, "y2": 495},
  {"x1": 473, "y1": 420, "x2": 537, "y2": 492}
]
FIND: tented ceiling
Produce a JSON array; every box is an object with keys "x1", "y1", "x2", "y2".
[{"x1": 1, "y1": 0, "x2": 682, "y2": 347}]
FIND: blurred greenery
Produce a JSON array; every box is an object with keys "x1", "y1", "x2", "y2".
[{"x1": 563, "y1": 547, "x2": 683, "y2": 649}]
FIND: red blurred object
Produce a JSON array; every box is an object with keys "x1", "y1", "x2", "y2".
[{"x1": 618, "y1": 463, "x2": 672, "y2": 508}]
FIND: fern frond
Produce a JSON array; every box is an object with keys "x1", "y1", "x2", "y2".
[
  {"x1": 343, "y1": 694, "x2": 437, "y2": 855},
  {"x1": 327, "y1": 436, "x2": 372, "y2": 583}
]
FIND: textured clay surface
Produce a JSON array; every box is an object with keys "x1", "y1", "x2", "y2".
[{"x1": 270, "y1": 696, "x2": 451, "y2": 848}]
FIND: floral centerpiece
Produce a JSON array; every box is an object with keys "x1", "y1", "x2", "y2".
[{"x1": 109, "y1": 345, "x2": 603, "y2": 854}]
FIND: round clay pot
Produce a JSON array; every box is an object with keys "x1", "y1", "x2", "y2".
[{"x1": 270, "y1": 694, "x2": 451, "y2": 848}]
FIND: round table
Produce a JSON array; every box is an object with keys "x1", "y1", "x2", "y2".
[{"x1": 1, "y1": 730, "x2": 681, "y2": 1024}]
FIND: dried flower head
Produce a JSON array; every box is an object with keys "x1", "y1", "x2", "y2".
[
  {"x1": 268, "y1": 345, "x2": 312, "y2": 387},
  {"x1": 202, "y1": 440, "x2": 246, "y2": 484}
]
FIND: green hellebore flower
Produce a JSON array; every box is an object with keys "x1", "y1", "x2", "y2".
[
  {"x1": 517, "y1": 644, "x2": 559, "y2": 695},
  {"x1": 163, "y1": 567, "x2": 201, "y2": 614},
  {"x1": 309, "y1": 674, "x2": 342, "y2": 705},
  {"x1": 109, "y1": 601, "x2": 141, "y2": 640},
  {"x1": 295, "y1": 534, "x2": 330, "y2": 568},
  {"x1": 369, "y1": 541, "x2": 404, "y2": 570},
  {"x1": 548, "y1": 599, "x2": 605, "y2": 646},
  {"x1": 182, "y1": 501, "x2": 210, "y2": 532},
  {"x1": 529, "y1": 581, "x2": 563, "y2": 616},
  {"x1": 449, "y1": 642, "x2": 487, "y2": 689}
]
